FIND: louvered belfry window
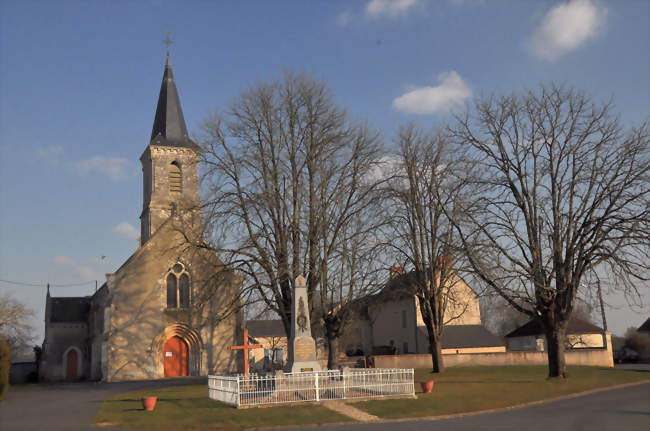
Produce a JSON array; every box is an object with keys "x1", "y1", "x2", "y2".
[{"x1": 169, "y1": 162, "x2": 182, "y2": 197}]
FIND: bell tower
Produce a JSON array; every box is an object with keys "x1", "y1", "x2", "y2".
[{"x1": 140, "y1": 53, "x2": 201, "y2": 245}]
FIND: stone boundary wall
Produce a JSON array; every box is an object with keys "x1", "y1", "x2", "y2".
[{"x1": 374, "y1": 348, "x2": 614, "y2": 369}]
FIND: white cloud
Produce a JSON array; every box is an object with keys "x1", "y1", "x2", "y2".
[
  {"x1": 363, "y1": 155, "x2": 401, "y2": 185},
  {"x1": 528, "y1": 0, "x2": 607, "y2": 61},
  {"x1": 337, "y1": 11, "x2": 353, "y2": 26},
  {"x1": 392, "y1": 71, "x2": 472, "y2": 114},
  {"x1": 365, "y1": 0, "x2": 419, "y2": 18},
  {"x1": 49, "y1": 255, "x2": 105, "y2": 282},
  {"x1": 75, "y1": 265, "x2": 102, "y2": 281},
  {"x1": 112, "y1": 221, "x2": 139, "y2": 240},
  {"x1": 51, "y1": 255, "x2": 74, "y2": 266},
  {"x1": 74, "y1": 156, "x2": 130, "y2": 181}
]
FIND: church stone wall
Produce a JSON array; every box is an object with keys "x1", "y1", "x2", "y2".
[
  {"x1": 89, "y1": 284, "x2": 110, "y2": 381},
  {"x1": 140, "y1": 146, "x2": 200, "y2": 244},
  {"x1": 40, "y1": 323, "x2": 89, "y2": 381},
  {"x1": 104, "y1": 227, "x2": 239, "y2": 382}
]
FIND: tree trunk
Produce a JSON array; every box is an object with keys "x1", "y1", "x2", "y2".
[
  {"x1": 546, "y1": 324, "x2": 567, "y2": 378},
  {"x1": 326, "y1": 333, "x2": 339, "y2": 370},
  {"x1": 428, "y1": 331, "x2": 444, "y2": 373}
]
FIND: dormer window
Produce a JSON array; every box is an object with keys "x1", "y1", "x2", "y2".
[
  {"x1": 169, "y1": 162, "x2": 182, "y2": 198},
  {"x1": 166, "y1": 263, "x2": 190, "y2": 309}
]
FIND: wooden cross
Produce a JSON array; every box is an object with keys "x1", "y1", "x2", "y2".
[
  {"x1": 162, "y1": 31, "x2": 174, "y2": 57},
  {"x1": 228, "y1": 328, "x2": 263, "y2": 376}
]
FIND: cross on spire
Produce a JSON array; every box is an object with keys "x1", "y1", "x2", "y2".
[{"x1": 163, "y1": 31, "x2": 174, "y2": 58}]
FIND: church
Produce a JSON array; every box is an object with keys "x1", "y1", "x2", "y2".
[{"x1": 39, "y1": 56, "x2": 242, "y2": 382}]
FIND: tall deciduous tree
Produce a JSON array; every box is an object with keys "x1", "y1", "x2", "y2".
[
  {"x1": 0, "y1": 294, "x2": 34, "y2": 357},
  {"x1": 449, "y1": 86, "x2": 649, "y2": 378},
  {"x1": 386, "y1": 125, "x2": 473, "y2": 373},
  {"x1": 197, "y1": 72, "x2": 384, "y2": 368}
]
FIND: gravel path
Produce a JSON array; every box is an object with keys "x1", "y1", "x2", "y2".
[{"x1": 322, "y1": 401, "x2": 380, "y2": 422}]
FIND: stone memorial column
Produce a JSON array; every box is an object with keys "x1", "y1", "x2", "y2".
[{"x1": 286, "y1": 275, "x2": 321, "y2": 373}]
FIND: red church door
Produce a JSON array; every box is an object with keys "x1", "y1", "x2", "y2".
[
  {"x1": 163, "y1": 336, "x2": 188, "y2": 377},
  {"x1": 66, "y1": 349, "x2": 78, "y2": 381}
]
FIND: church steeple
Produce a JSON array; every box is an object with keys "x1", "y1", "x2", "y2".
[
  {"x1": 149, "y1": 57, "x2": 200, "y2": 151},
  {"x1": 140, "y1": 43, "x2": 201, "y2": 246}
]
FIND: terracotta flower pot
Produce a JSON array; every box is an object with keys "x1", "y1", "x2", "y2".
[
  {"x1": 420, "y1": 381, "x2": 434, "y2": 393},
  {"x1": 142, "y1": 396, "x2": 158, "y2": 411}
]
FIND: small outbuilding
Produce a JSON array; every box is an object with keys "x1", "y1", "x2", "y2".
[
  {"x1": 246, "y1": 320, "x2": 288, "y2": 371},
  {"x1": 505, "y1": 317, "x2": 607, "y2": 351}
]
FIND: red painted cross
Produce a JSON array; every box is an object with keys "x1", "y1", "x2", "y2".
[{"x1": 228, "y1": 328, "x2": 263, "y2": 376}]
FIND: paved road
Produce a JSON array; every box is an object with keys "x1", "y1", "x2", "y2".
[
  {"x1": 306, "y1": 381, "x2": 650, "y2": 431},
  {"x1": 0, "y1": 377, "x2": 205, "y2": 431}
]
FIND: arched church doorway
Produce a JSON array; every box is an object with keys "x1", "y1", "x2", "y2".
[
  {"x1": 65, "y1": 349, "x2": 78, "y2": 381},
  {"x1": 163, "y1": 336, "x2": 188, "y2": 377}
]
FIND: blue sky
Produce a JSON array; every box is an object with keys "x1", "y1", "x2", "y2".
[{"x1": 0, "y1": 0, "x2": 648, "y2": 341}]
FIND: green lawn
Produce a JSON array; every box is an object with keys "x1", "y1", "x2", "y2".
[
  {"x1": 92, "y1": 385, "x2": 350, "y2": 430},
  {"x1": 352, "y1": 365, "x2": 650, "y2": 419},
  {"x1": 92, "y1": 366, "x2": 650, "y2": 429}
]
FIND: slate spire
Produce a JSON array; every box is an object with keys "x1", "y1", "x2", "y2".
[{"x1": 149, "y1": 56, "x2": 200, "y2": 151}]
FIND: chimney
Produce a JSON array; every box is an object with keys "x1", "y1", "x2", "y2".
[
  {"x1": 438, "y1": 255, "x2": 452, "y2": 268},
  {"x1": 390, "y1": 265, "x2": 404, "y2": 279}
]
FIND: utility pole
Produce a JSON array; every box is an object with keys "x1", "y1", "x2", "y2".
[
  {"x1": 597, "y1": 280, "x2": 608, "y2": 348},
  {"x1": 597, "y1": 280, "x2": 608, "y2": 331}
]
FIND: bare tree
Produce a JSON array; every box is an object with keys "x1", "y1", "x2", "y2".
[
  {"x1": 197, "y1": 72, "x2": 384, "y2": 368},
  {"x1": 318, "y1": 215, "x2": 385, "y2": 368},
  {"x1": 480, "y1": 295, "x2": 531, "y2": 336},
  {"x1": 449, "y1": 85, "x2": 649, "y2": 377},
  {"x1": 0, "y1": 294, "x2": 35, "y2": 358},
  {"x1": 481, "y1": 295, "x2": 593, "y2": 337},
  {"x1": 385, "y1": 124, "x2": 474, "y2": 373}
]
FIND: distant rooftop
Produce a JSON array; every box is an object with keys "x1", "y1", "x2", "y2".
[
  {"x1": 638, "y1": 317, "x2": 650, "y2": 333},
  {"x1": 418, "y1": 324, "x2": 505, "y2": 349},
  {"x1": 246, "y1": 319, "x2": 286, "y2": 339},
  {"x1": 505, "y1": 317, "x2": 603, "y2": 338}
]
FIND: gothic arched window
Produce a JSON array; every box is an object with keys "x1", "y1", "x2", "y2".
[
  {"x1": 166, "y1": 263, "x2": 190, "y2": 309},
  {"x1": 169, "y1": 162, "x2": 182, "y2": 198},
  {"x1": 166, "y1": 273, "x2": 177, "y2": 308}
]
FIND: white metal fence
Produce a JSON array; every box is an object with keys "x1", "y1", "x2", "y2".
[{"x1": 208, "y1": 368, "x2": 414, "y2": 407}]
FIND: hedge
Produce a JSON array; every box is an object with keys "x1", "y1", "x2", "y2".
[{"x1": 0, "y1": 341, "x2": 10, "y2": 401}]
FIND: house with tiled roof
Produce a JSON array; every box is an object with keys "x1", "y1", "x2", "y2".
[{"x1": 340, "y1": 268, "x2": 505, "y2": 357}]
